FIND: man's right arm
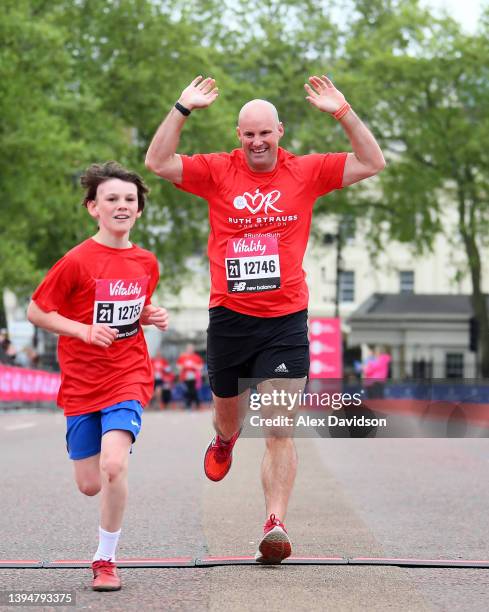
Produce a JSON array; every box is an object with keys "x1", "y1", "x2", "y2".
[{"x1": 145, "y1": 76, "x2": 218, "y2": 184}]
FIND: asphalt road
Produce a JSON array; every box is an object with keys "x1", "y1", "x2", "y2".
[{"x1": 1, "y1": 408, "x2": 488, "y2": 611}]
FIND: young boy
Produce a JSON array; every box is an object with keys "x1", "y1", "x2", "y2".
[{"x1": 27, "y1": 161, "x2": 168, "y2": 591}]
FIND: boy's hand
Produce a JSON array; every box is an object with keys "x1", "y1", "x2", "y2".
[
  {"x1": 84, "y1": 324, "x2": 118, "y2": 347},
  {"x1": 141, "y1": 305, "x2": 169, "y2": 331}
]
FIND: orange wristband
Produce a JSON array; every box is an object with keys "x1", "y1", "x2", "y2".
[{"x1": 333, "y1": 102, "x2": 351, "y2": 120}]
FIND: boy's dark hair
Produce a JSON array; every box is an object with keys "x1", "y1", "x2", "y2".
[{"x1": 80, "y1": 161, "x2": 149, "y2": 212}]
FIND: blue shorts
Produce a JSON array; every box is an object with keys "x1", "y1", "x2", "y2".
[{"x1": 66, "y1": 400, "x2": 143, "y2": 461}]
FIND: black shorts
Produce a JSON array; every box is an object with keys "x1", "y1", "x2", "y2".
[{"x1": 207, "y1": 306, "x2": 309, "y2": 398}]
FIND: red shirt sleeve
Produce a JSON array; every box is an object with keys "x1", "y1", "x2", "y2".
[
  {"x1": 174, "y1": 154, "x2": 216, "y2": 199},
  {"x1": 32, "y1": 255, "x2": 80, "y2": 313},
  {"x1": 174, "y1": 152, "x2": 231, "y2": 199},
  {"x1": 144, "y1": 255, "x2": 160, "y2": 306},
  {"x1": 299, "y1": 152, "x2": 348, "y2": 197}
]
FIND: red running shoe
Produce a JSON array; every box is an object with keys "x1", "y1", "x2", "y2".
[
  {"x1": 204, "y1": 430, "x2": 240, "y2": 481},
  {"x1": 92, "y1": 559, "x2": 121, "y2": 591},
  {"x1": 255, "y1": 514, "x2": 292, "y2": 564}
]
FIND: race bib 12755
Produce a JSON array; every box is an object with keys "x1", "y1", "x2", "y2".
[{"x1": 93, "y1": 277, "x2": 148, "y2": 340}]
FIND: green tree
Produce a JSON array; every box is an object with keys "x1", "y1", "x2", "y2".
[
  {"x1": 0, "y1": 0, "x2": 240, "y2": 311},
  {"x1": 338, "y1": 0, "x2": 489, "y2": 375}
]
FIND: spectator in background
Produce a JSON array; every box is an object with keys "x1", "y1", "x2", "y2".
[
  {"x1": 0, "y1": 330, "x2": 17, "y2": 365},
  {"x1": 151, "y1": 351, "x2": 169, "y2": 409},
  {"x1": 151, "y1": 351, "x2": 175, "y2": 409},
  {"x1": 363, "y1": 346, "x2": 391, "y2": 399},
  {"x1": 177, "y1": 344, "x2": 203, "y2": 410},
  {"x1": 0, "y1": 329, "x2": 8, "y2": 364},
  {"x1": 16, "y1": 346, "x2": 40, "y2": 369},
  {"x1": 161, "y1": 362, "x2": 175, "y2": 409}
]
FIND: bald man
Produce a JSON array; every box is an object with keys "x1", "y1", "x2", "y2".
[{"x1": 145, "y1": 75, "x2": 385, "y2": 563}]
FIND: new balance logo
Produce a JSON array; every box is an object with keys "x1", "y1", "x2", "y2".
[
  {"x1": 131, "y1": 419, "x2": 140, "y2": 429},
  {"x1": 274, "y1": 363, "x2": 289, "y2": 373},
  {"x1": 232, "y1": 282, "x2": 246, "y2": 292}
]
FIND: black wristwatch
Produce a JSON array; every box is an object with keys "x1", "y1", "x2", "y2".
[{"x1": 175, "y1": 101, "x2": 191, "y2": 116}]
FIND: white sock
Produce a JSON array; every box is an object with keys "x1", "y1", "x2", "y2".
[{"x1": 93, "y1": 527, "x2": 121, "y2": 562}]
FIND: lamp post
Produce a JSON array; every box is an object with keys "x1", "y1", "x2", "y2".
[{"x1": 323, "y1": 221, "x2": 344, "y2": 318}]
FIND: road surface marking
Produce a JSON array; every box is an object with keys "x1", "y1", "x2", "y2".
[{"x1": 4, "y1": 422, "x2": 36, "y2": 431}]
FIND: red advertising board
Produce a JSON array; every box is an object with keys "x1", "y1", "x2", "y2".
[
  {"x1": 0, "y1": 365, "x2": 61, "y2": 402},
  {"x1": 309, "y1": 317, "x2": 342, "y2": 379}
]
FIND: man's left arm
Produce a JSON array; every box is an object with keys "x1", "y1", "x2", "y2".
[{"x1": 304, "y1": 75, "x2": 386, "y2": 187}]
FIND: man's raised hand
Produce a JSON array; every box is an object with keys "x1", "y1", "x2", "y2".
[
  {"x1": 304, "y1": 75, "x2": 346, "y2": 114},
  {"x1": 179, "y1": 76, "x2": 219, "y2": 111}
]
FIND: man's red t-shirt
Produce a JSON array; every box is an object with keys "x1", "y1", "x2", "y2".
[
  {"x1": 176, "y1": 147, "x2": 347, "y2": 317},
  {"x1": 32, "y1": 239, "x2": 159, "y2": 416}
]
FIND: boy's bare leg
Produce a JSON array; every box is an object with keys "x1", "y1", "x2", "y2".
[
  {"x1": 73, "y1": 455, "x2": 101, "y2": 496},
  {"x1": 99, "y1": 430, "x2": 132, "y2": 531}
]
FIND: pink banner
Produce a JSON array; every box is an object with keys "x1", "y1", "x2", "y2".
[
  {"x1": 309, "y1": 317, "x2": 343, "y2": 379},
  {"x1": 0, "y1": 365, "x2": 61, "y2": 402}
]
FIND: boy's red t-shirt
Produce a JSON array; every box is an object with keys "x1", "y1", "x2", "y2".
[
  {"x1": 176, "y1": 147, "x2": 347, "y2": 317},
  {"x1": 32, "y1": 238, "x2": 159, "y2": 416}
]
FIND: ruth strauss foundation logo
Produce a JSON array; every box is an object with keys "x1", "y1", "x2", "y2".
[{"x1": 233, "y1": 188, "x2": 283, "y2": 215}]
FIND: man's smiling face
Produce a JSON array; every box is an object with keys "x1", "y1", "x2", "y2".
[{"x1": 237, "y1": 100, "x2": 284, "y2": 173}]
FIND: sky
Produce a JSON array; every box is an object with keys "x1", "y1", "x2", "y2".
[{"x1": 424, "y1": 0, "x2": 484, "y2": 32}]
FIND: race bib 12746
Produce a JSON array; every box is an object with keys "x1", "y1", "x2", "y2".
[
  {"x1": 225, "y1": 236, "x2": 280, "y2": 293},
  {"x1": 93, "y1": 277, "x2": 148, "y2": 340}
]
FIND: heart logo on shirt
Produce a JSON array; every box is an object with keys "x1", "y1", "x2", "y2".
[{"x1": 233, "y1": 189, "x2": 283, "y2": 215}]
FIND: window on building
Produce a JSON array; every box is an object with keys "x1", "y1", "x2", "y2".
[
  {"x1": 411, "y1": 359, "x2": 433, "y2": 379},
  {"x1": 399, "y1": 270, "x2": 414, "y2": 294},
  {"x1": 445, "y1": 353, "x2": 464, "y2": 379},
  {"x1": 339, "y1": 216, "x2": 356, "y2": 242},
  {"x1": 339, "y1": 270, "x2": 355, "y2": 302}
]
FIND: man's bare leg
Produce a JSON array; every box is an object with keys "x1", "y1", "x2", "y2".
[
  {"x1": 261, "y1": 437, "x2": 297, "y2": 521},
  {"x1": 204, "y1": 390, "x2": 250, "y2": 482},
  {"x1": 254, "y1": 377, "x2": 305, "y2": 563},
  {"x1": 258, "y1": 377, "x2": 306, "y2": 521},
  {"x1": 212, "y1": 389, "x2": 249, "y2": 440}
]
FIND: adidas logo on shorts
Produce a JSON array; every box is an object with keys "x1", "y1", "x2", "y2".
[{"x1": 274, "y1": 363, "x2": 289, "y2": 373}]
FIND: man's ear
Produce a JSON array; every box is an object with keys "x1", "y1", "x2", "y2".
[
  {"x1": 86, "y1": 200, "x2": 99, "y2": 219},
  {"x1": 236, "y1": 126, "x2": 242, "y2": 141},
  {"x1": 278, "y1": 122, "x2": 285, "y2": 138}
]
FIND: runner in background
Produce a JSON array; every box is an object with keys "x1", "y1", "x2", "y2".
[
  {"x1": 176, "y1": 343, "x2": 204, "y2": 410},
  {"x1": 27, "y1": 162, "x2": 169, "y2": 591},
  {"x1": 151, "y1": 351, "x2": 170, "y2": 409},
  {"x1": 145, "y1": 73, "x2": 385, "y2": 563},
  {"x1": 161, "y1": 362, "x2": 176, "y2": 409}
]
